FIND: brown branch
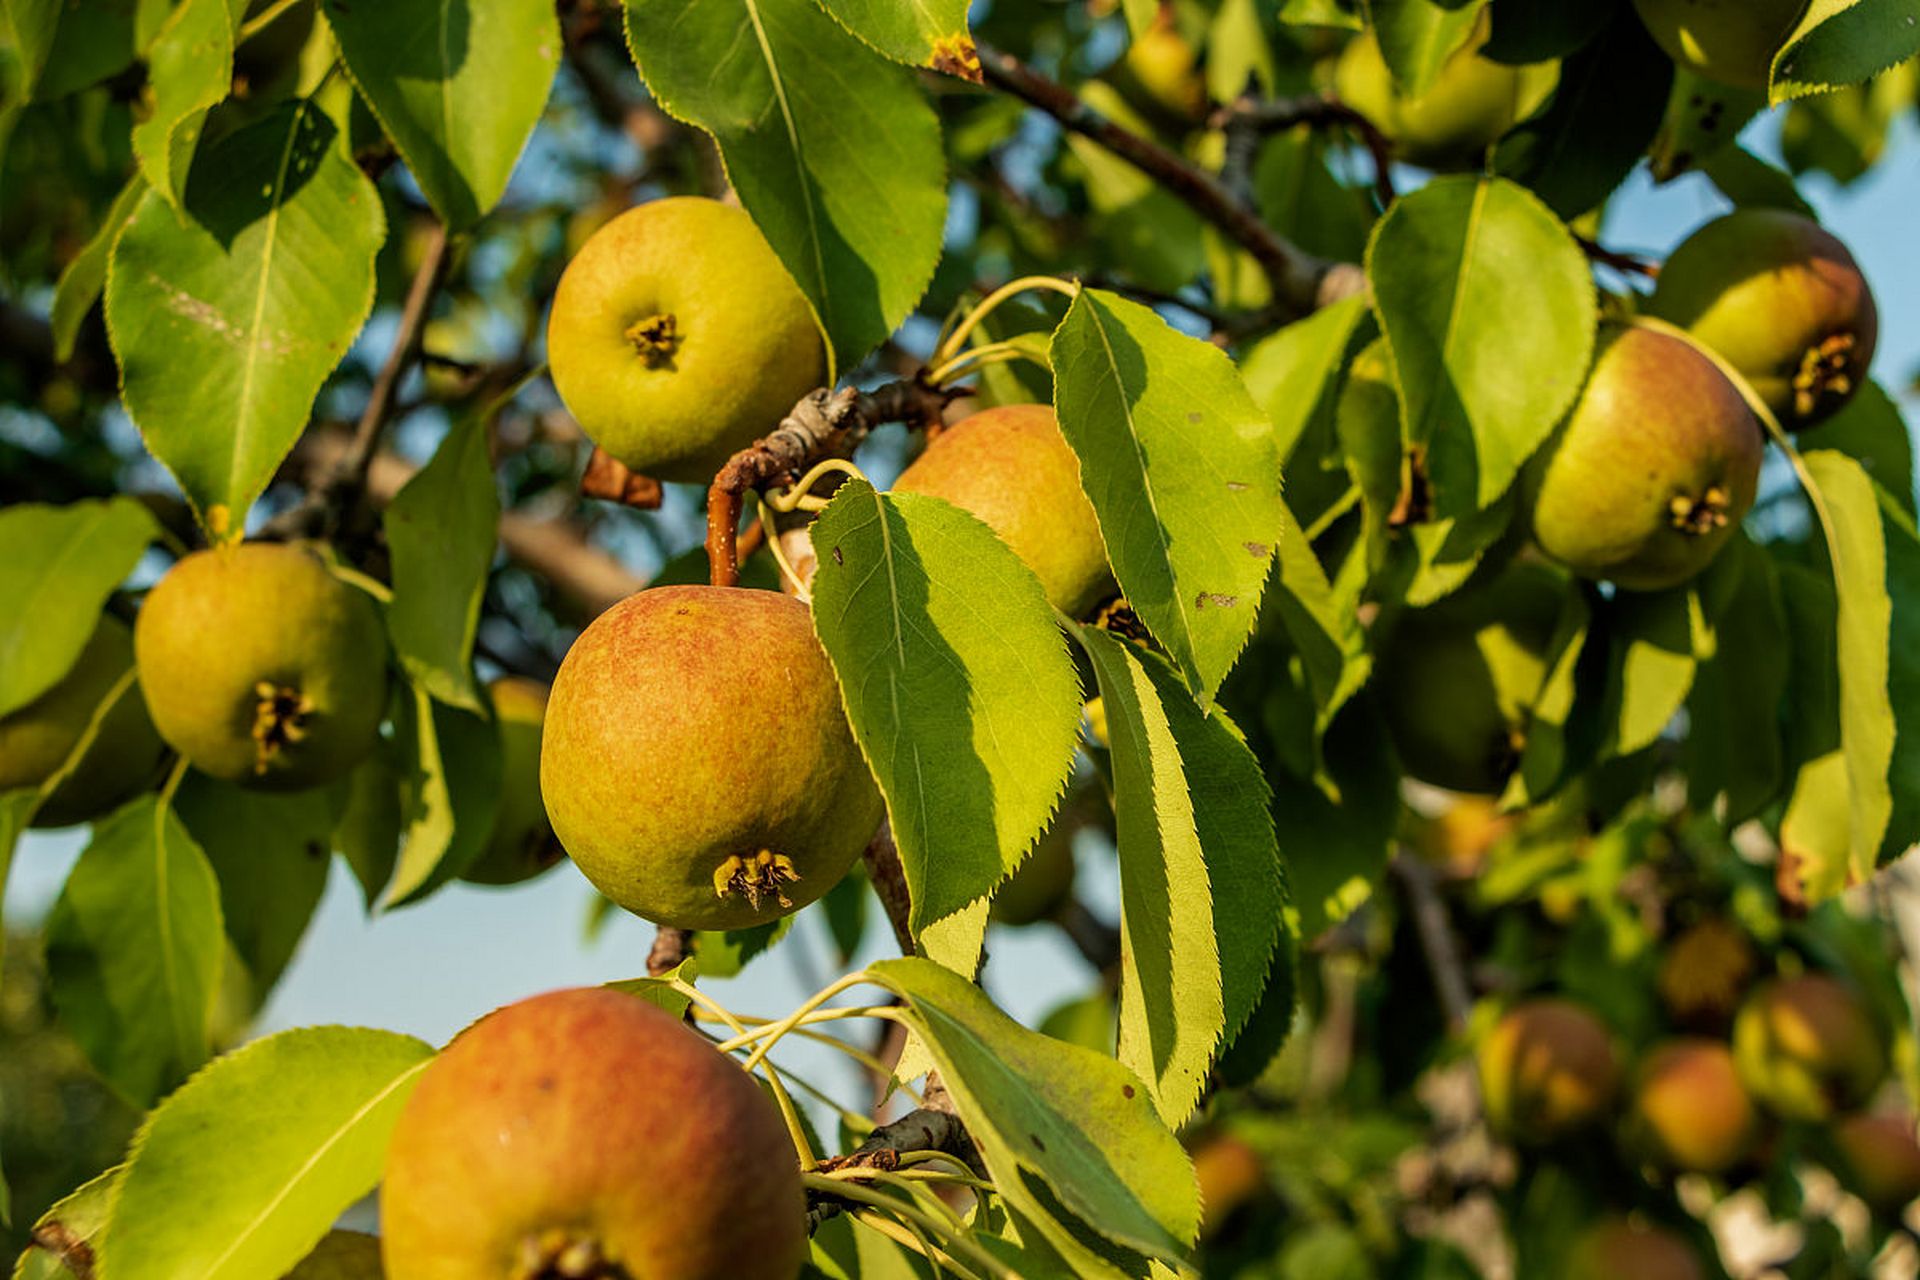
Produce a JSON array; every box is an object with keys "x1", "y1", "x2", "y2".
[
  {"x1": 1390, "y1": 852, "x2": 1474, "y2": 1035},
  {"x1": 705, "y1": 380, "x2": 957, "y2": 588},
  {"x1": 1210, "y1": 93, "x2": 1398, "y2": 209},
  {"x1": 976, "y1": 43, "x2": 1365, "y2": 317},
  {"x1": 862, "y1": 821, "x2": 916, "y2": 957},
  {"x1": 648, "y1": 926, "x2": 693, "y2": 977},
  {"x1": 1574, "y1": 233, "x2": 1659, "y2": 279},
  {"x1": 580, "y1": 447, "x2": 665, "y2": 510},
  {"x1": 809, "y1": 1086, "x2": 982, "y2": 1232},
  {"x1": 1057, "y1": 899, "x2": 1123, "y2": 975}
]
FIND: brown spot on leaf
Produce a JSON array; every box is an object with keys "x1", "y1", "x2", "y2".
[
  {"x1": 30, "y1": 1222, "x2": 95, "y2": 1280},
  {"x1": 1244, "y1": 542, "x2": 1270, "y2": 558},
  {"x1": 1195, "y1": 592, "x2": 1238, "y2": 609},
  {"x1": 930, "y1": 34, "x2": 983, "y2": 83},
  {"x1": 1031, "y1": 1134, "x2": 1047, "y2": 1152},
  {"x1": 1225, "y1": 481, "x2": 1249, "y2": 492},
  {"x1": 1121, "y1": 1084, "x2": 1135, "y2": 1099},
  {"x1": 832, "y1": 546, "x2": 844, "y2": 565},
  {"x1": 1187, "y1": 412, "x2": 1203, "y2": 424}
]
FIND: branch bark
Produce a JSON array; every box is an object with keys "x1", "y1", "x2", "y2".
[
  {"x1": 976, "y1": 43, "x2": 1366, "y2": 318},
  {"x1": 1390, "y1": 851, "x2": 1474, "y2": 1034}
]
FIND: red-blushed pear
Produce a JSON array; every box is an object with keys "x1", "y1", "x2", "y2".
[
  {"x1": 540, "y1": 586, "x2": 882, "y2": 931},
  {"x1": 1650, "y1": 209, "x2": 1879, "y2": 429},
  {"x1": 892, "y1": 404, "x2": 1117, "y2": 619},
  {"x1": 1333, "y1": 18, "x2": 1557, "y2": 171},
  {"x1": 0, "y1": 614, "x2": 166, "y2": 827},
  {"x1": 1630, "y1": 0, "x2": 1807, "y2": 89},
  {"x1": 134, "y1": 542, "x2": 388, "y2": 790},
  {"x1": 1478, "y1": 998, "x2": 1621, "y2": 1145},
  {"x1": 1528, "y1": 324, "x2": 1762, "y2": 591},
  {"x1": 1632, "y1": 1039, "x2": 1759, "y2": 1172},
  {"x1": 1734, "y1": 973, "x2": 1887, "y2": 1121},
  {"x1": 380, "y1": 987, "x2": 806, "y2": 1280},
  {"x1": 1566, "y1": 1219, "x2": 1705, "y2": 1280},
  {"x1": 1376, "y1": 562, "x2": 1567, "y2": 796},
  {"x1": 546, "y1": 197, "x2": 825, "y2": 485},
  {"x1": 461, "y1": 677, "x2": 563, "y2": 887},
  {"x1": 1831, "y1": 1111, "x2": 1920, "y2": 1214}
]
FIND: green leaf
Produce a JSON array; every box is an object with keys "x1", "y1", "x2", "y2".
[
  {"x1": 1081, "y1": 628, "x2": 1291, "y2": 1124},
  {"x1": 10, "y1": 1165, "x2": 118, "y2": 1280},
  {"x1": 869, "y1": 956, "x2": 1199, "y2": 1267},
  {"x1": 105, "y1": 99, "x2": 384, "y2": 536},
  {"x1": 1700, "y1": 144, "x2": 1819, "y2": 215},
  {"x1": 49, "y1": 172, "x2": 145, "y2": 362},
  {"x1": 1252, "y1": 128, "x2": 1375, "y2": 266},
  {"x1": 814, "y1": 0, "x2": 975, "y2": 76},
  {"x1": 1502, "y1": 588, "x2": 1597, "y2": 807},
  {"x1": 1493, "y1": 14, "x2": 1672, "y2": 219},
  {"x1": 329, "y1": 734, "x2": 405, "y2": 908},
  {"x1": 1268, "y1": 697, "x2": 1399, "y2": 937},
  {"x1": 1361, "y1": 0, "x2": 1490, "y2": 96},
  {"x1": 1482, "y1": 0, "x2": 1614, "y2": 62},
  {"x1": 384, "y1": 413, "x2": 500, "y2": 714},
  {"x1": 102, "y1": 1026, "x2": 433, "y2": 1280},
  {"x1": 1802, "y1": 450, "x2": 1920, "y2": 872},
  {"x1": 382, "y1": 686, "x2": 503, "y2": 908},
  {"x1": 693, "y1": 917, "x2": 793, "y2": 979},
  {"x1": 0, "y1": 497, "x2": 156, "y2": 717},
  {"x1": 1814, "y1": 382, "x2": 1914, "y2": 520},
  {"x1": 1600, "y1": 585, "x2": 1707, "y2": 756},
  {"x1": 603, "y1": 962, "x2": 698, "y2": 1019},
  {"x1": 1687, "y1": 538, "x2": 1789, "y2": 824},
  {"x1": 1051, "y1": 288, "x2": 1284, "y2": 700},
  {"x1": 132, "y1": 0, "x2": 241, "y2": 208},
  {"x1": 807, "y1": 480, "x2": 1082, "y2": 950},
  {"x1": 44, "y1": 796, "x2": 224, "y2": 1105},
  {"x1": 1365, "y1": 176, "x2": 1596, "y2": 519},
  {"x1": 173, "y1": 773, "x2": 334, "y2": 1002},
  {"x1": 319, "y1": 0, "x2": 560, "y2": 229},
  {"x1": 624, "y1": 0, "x2": 946, "y2": 369},
  {"x1": 1648, "y1": 69, "x2": 1764, "y2": 182},
  {"x1": 1770, "y1": 0, "x2": 1920, "y2": 102}
]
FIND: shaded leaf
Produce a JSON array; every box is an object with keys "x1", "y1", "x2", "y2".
[
  {"x1": 1770, "y1": 0, "x2": 1920, "y2": 102},
  {"x1": 320, "y1": 0, "x2": 560, "y2": 228},
  {"x1": 0, "y1": 498, "x2": 155, "y2": 717},
  {"x1": 105, "y1": 100, "x2": 384, "y2": 535},
  {"x1": 49, "y1": 172, "x2": 145, "y2": 362},
  {"x1": 382, "y1": 687, "x2": 503, "y2": 908},
  {"x1": 1687, "y1": 538, "x2": 1789, "y2": 824},
  {"x1": 132, "y1": 0, "x2": 241, "y2": 208},
  {"x1": 1361, "y1": 0, "x2": 1491, "y2": 96},
  {"x1": 103, "y1": 1027, "x2": 432, "y2": 1280}
]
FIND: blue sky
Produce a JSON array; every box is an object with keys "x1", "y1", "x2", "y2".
[{"x1": 8, "y1": 110, "x2": 1917, "y2": 1125}]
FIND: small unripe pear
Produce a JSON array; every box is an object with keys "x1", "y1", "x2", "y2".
[
  {"x1": 547, "y1": 197, "x2": 826, "y2": 484},
  {"x1": 134, "y1": 543, "x2": 388, "y2": 790},
  {"x1": 990, "y1": 820, "x2": 1077, "y2": 926},
  {"x1": 1831, "y1": 1111, "x2": 1920, "y2": 1214},
  {"x1": 1528, "y1": 324, "x2": 1762, "y2": 591},
  {"x1": 461, "y1": 677, "x2": 563, "y2": 887},
  {"x1": 0, "y1": 614, "x2": 166, "y2": 827},
  {"x1": 1566, "y1": 1220, "x2": 1705, "y2": 1280},
  {"x1": 1333, "y1": 21, "x2": 1557, "y2": 171},
  {"x1": 1377, "y1": 562, "x2": 1567, "y2": 795},
  {"x1": 1478, "y1": 998, "x2": 1620, "y2": 1144},
  {"x1": 380, "y1": 987, "x2": 806, "y2": 1280},
  {"x1": 1649, "y1": 209, "x2": 1878, "y2": 429},
  {"x1": 1113, "y1": 17, "x2": 1207, "y2": 127},
  {"x1": 1632, "y1": 1039, "x2": 1759, "y2": 1172},
  {"x1": 892, "y1": 404, "x2": 1116, "y2": 618},
  {"x1": 541, "y1": 586, "x2": 882, "y2": 931},
  {"x1": 1734, "y1": 973, "x2": 1886, "y2": 1121},
  {"x1": 1630, "y1": 0, "x2": 1806, "y2": 90}
]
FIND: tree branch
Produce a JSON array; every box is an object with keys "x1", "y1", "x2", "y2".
[
  {"x1": 648, "y1": 926, "x2": 694, "y2": 977},
  {"x1": 1209, "y1": 93, "x2": 1398, "y2": 209},
  {"x1": 1390, "y1": 852, "x2": 1474, "y2": 1035},
  {"x1": 976, "y1": 43, "x2": 1366, "y2": 318}
]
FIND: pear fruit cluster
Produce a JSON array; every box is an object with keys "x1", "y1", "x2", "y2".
[
  {"x1": 381, "y1": 987, "x2": 806, "y2": 1280},
  {"x1": 541, "y1": 586, "x2": 882, "y2": 931}
]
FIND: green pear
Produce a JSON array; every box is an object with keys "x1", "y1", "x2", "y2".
[
  {"x1": 1630, "y1": 0, "x2": 1806, "y2": 89},
  {"x1": 1528, "y1": 324, "x2": 1763, "y2": 591},
  {"x1": 1477, "y1": 998, "x2": 1620, "y2": 1144},
  {"x1": 134, "y1": 542, "x2": 388, "y2": 790},
  {"x1": 541, "y1": 586, "x2": 882, "y2": 931},
  {"x1": 1734, "y1": 973, "x2": 1886, "y2": 1121},
  {"x1": 546, "y1": 197, "x2": 826, "y2": 484},
  {"x1": 892, "y1": 404, "x2": 1116, "y2": 618},
  {"x1": 381, "y1": 987, "x2": 807, "y2": 1280},
  {"x1": 1376, "y1": 562, "x2": 1567, "y2": 795},
  {"x1": 461, "y1": 677, "x2": 563, "y2": 887},
  {"x1": 1649, "y1": 208, "x2": 1878, "y2": 428},
  {"x1": 1632, "y1": 1039, "x2": 1758, "y2": 1172},
  {"x1": 1566, "y1": 1220, "x2": 1705, "y2": 1280},
  {"x1": 1333, "y1": 20, "x2": 1557, "y2": 171},
  {"x1": 0, "y1": 614, "x2": 166, "y2": 827}
]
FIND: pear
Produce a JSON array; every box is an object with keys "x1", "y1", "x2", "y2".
[
  {"x1": 892, "y1": 404, "x2": 1116, "y2": 618},
  {"x1": 1333, "y1": 20, "x2": 1557, "y2": 171},
  {"x1": 1376, "y1": 562, "x2": 1567, "y2": 795},
  {"x1": 1566, "y1": 1220, "x2": 1704, "y2": 1280},
  {"x1": 1650, "y1": 208, "x2": 1878, "y2": 428},
  {"x1": 0, "y1": 614, "x2": 166, "y2": 826},
  {"x1": 1630, "y1": 0, "x2": 1807, "y2": 89},
  {"x1": 1528, "y1": 324, "x2": 1762, "y2": 591},
  {"x1": 1111, "y1": 15, "x2": 1207, "y2": 127},
  {"x1": 547, "y1": 197, "x2": 826, "y2": 484},
  {"x1": 461, "y1": 677, "x2": 563, "y2": 887},
  {"x1": 134, "y1": 542, "x2": 388, "y2": 790},
  {"x1": 1831, "y1": 1112, "x2": 1920, "y2": 1214},
  {"x1": 1478, "y1": 998, "x2": 1620, "y2": 1144},
  {"x1": 380, "y1": 987, "x2": 806, "y2": 1280},
  {"x1": 541, "y1": 586, "x2": 882, "y2": 931},
  {"x1": 1632, "y1": 1039, "x2": 1758, "y2": 1172},
  {"x1": 1734, "y1": 973, "x2": 1886, "y2": 1121}
]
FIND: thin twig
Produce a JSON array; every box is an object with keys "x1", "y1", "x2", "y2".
[
  {"x1": 976, "y1": 43, "x2": 1365, "y2": 317},
  {"x1": 1574, "y1": 232, "x2": 1659, "y2": 279},
  {"x1": 336, "y1": 222, "x2": 450, "y2": 501},
  {"x1": 1210, "y1": 93, "x2": 1398, "y2": 209},
  {"x1": 1390, "y1": 852, "x2": 1474, "y2": 1034}
]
